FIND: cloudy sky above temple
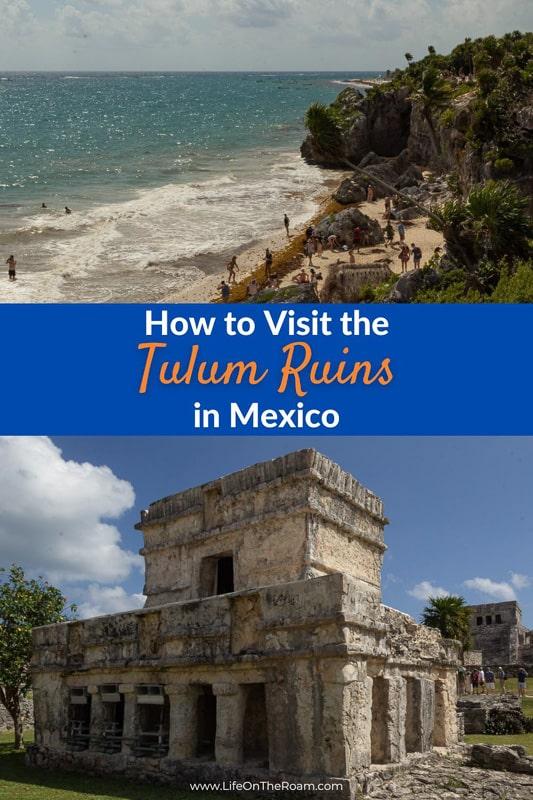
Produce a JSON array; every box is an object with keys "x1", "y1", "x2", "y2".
[
  {"x1": 0, "y1": 0, "x2": 530, "y2": 71},
  {"x1": 1, "y1": 436, "x2": 532, "y2": 624}
]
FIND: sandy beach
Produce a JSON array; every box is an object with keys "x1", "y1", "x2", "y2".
[{"x1": 165, "y1": 189, "x2": 444, "y2": 303}]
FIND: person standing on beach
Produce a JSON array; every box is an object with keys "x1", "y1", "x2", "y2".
[
  {"x1": 353, "y1": 226, "x2": 362, "y2": 253},
  {"x1": 398, "y1": 245, "x2": 410, "y2": 273},
  {"x1": 284, "y1": 214, "x2": 290, "y2": 238},
  {"x1": 218, "y1": 280, "x2": 231, "y2": 302},
  {"x1": 316, "y1": 236, "x2": 323, "y2": 257},
  {"x1": 411, "y1": 243, "x2": 422, "y2": 268},
  {"x1": 366, "y1": 184, "x2": 375, "y2": 202},
  {"x1": 384, "y1": 196, "x2": 392, "y2": 217},
  {"x1": 6, "y1": 255, "x2": 16, "y2": 281},
  {"x1": 385, "y1": 222, "x2": 394, "y2": 247},
  {"x1": 226, "y1": 255, "x2": 239, "y2": 284},
  {"x1": 265, "y1": 248, "x2": 273, "y2": 279},
  {"x1": 305, "y1": 238, "x2": 314, "y2": 267},
  {"x1": 398, "y1": 221, "x2": 406, "y2": 243}
]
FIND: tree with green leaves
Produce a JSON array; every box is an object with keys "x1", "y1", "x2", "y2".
[
  {"x1": 304, "y1": 102, "x2": 342, "y2": 155},
  {"x1": 430, "y1": 180, "x2": 532, "y2": 266},
  {"x1": 427, "y1": 45, "x2": 436, "y2": 56},
  {"x1": 422, "y1": 595, "x2": 471, "y2": 648},
  {"x1": 0, "y1": 565, "x2": 76, "y2": 748},
  {"x1": 404, "y1": 52, "x2": 413, "y2": 63},
  {"x1": 415, "y1": 66, "x2": 452, "y2": 157}
]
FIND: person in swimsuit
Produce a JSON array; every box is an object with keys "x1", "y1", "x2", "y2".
[
  {"x1": 6, "y1": 255, "x2": 16, "y2": 281},
  {"x1": 226, "y1": 255, "x2": 239, "y2": 284}
]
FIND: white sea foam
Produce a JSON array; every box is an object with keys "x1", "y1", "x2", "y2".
[{"x1": 0, "y1": 150, "x2": 340, "y2": 303}]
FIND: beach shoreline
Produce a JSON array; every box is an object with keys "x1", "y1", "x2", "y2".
[{"x1": 164, "y1": 173, "x2": 347, "y2": 303}]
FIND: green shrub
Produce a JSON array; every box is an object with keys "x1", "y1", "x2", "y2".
[
  {"x1": 493, "y1": 157, "x2": 515, "y2": 175},
  {"x1": 477, "y1": 68, "x2": 499, "y2": 96}
]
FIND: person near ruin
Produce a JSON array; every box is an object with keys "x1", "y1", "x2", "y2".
[
  {"x1": 385, "y1": 222, "x2": 394, "y2": 247},
  {"x1": 398, "y1": 244, "x2": 410, "y2": 273},
  {"x1": 517, "y1": 666, "x2": 528, "y2": 697},
  {"x1": 464, "y1": 669, "x2": 472, "y2": 694},
  {"x1": 353, "y1": 225, "x2": 362, "y2": 252},
  {"x1": 6, "y1": 254, "x2": 16, "y2": 281},
  {"x1": 218, "y1": 280, "x2": 230, "y2": 302},
  {"x1": 478, "y1": 667, "x2": 486, "y2": 693},
  {"x1": 265, "y1": 248, "x2": 273, "y2": 279},
  {"x1": 283, "y1": 213, "x2": 290, "y2": 238},
  {"x1": 366, "y1": 184, "x2": 375, "y2": 202},
  {"x1": 485, "y1": 667, "x2": 495, "y2": 693},
  {"x1": 226, "y1": 255, "x2": 239, "y2": 284},
  {"x1": 411, "y1": 242, "x2": 422, "y2": 269},
  {"x1": 247, "y1": 278, "x2": 258, "y2": 298},
  {"x1": 471, "y1": 668, "x2": 480, "y2": 694},
  {"x1": 295, "y1": 268, "x2": 309, "y2": 285},
  {"x1": 397, "y1": 221, "x2": 406, "y2": 243},
  {"x1": 497, "y1": 666, "x2": 506, "y2": 693}
]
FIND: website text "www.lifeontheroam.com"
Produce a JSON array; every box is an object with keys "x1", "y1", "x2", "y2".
[{"x1": 189, "y1": 780, "x2": 344, "y2": 792}]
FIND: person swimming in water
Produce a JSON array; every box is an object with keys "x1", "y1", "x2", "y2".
[{"x1": 65, "y1": 206, "x2": 72, "y2": 215}]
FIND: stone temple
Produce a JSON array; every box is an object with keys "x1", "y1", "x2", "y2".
[
  {"x1": 29, "y1": 450, "x2": 460, "y2": 796},
  {"x1": 466, "y1": 601, "x2": 533, "y2": 672}
]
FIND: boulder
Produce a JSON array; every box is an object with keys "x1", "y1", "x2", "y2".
[
  {"x1": 388, "y1": 268, "x2": 439, "y2": 302},
  {"x1": 333, "y1": 179, "x2": 366, "y2": 204},
  {"x1": 395, "y1": 164, "x2": 424, "y2": 189},
  {"x1": 469, "y1": 744, "x2": 533, "y2": 775},
  {"x1": 315, "y1": 207, "x2": 384, "y2": 247}
]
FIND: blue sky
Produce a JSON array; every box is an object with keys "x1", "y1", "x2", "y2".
[
  {"x1": 1, "y1": 436, "x2": 531, "y2": 626},
  {"x1": 0, "y1": 1, "x2": 530, "y2": 71}
]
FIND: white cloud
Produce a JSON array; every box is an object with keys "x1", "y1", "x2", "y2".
[
  {"x1": 464, "y1": 577, "x2": 516, "y2": 601},
  {"x1": 219, "y1": 0, "x2": 293, "y2": 28},
  {"x1": 408, "y1": 580, "x2": 450, "y2": 601},
  {"x1": 77, "y1": 584, "x2": 146, "y2": 618},
  {"x1": 510, "y1": 572, "x2": 530, "y2": 590},
  {"x1": 0, "y1": 437, "x2": 140, "y2": 584}
]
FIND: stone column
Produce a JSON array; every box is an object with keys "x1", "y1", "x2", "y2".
[
  {"x1": 370, "y1": 675, "x2": 406, "y2": 764},
  {"x1": 165, "y1": 685, "x2": 203, "y2": 760},
  {"x1": 213, "y1": 683, "x2": 246, "y2": 766},
  {"x1": 119, "y1": 684, "x2": 137, "y2": 755},
  {"x1": 433, "y1": 673, "x2": 458, "y2": 747},
  {"x1": 88, "y1": 686, "x2": 105, "y2": 747},
  {"x1": 405, "y1": 677, "x2": 435, "y2": 753},
  {"x1": 321, "y1": 660, "x2": 372, "y2": 777}
]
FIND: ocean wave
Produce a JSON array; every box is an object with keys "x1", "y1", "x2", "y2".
[{"x1": 0, "y1": 151, "x2": 342, "y2": 302}]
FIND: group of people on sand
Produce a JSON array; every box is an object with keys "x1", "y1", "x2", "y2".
[{"x1": 461, "y1": 666, "x2": 528, "y2": 697}]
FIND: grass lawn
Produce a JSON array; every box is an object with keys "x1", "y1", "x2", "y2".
[
  {"x1": 464, "y1": 693, "x2": 533, "y2": 756},
  {"x1": 0, "y1": 731, "x2": 233, "y2": 800}
]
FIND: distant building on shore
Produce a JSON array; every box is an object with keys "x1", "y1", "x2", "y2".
[{"x1": 466, "y1": 601, "x2": 533, "y2": 670}]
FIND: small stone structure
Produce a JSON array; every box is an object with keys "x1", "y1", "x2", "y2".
[
  {"x1": 467, "y1": 601, "x2": 533, "y2": 671},
  {"x1": 28, "y1": 451, "x2": 460, "y2": 796},
  {"x1": 0, "y1": 694, "x2": 33, "y2": 732},
  {"x1": 457, "y1": 695, "x2": 522, "y2": 734}
]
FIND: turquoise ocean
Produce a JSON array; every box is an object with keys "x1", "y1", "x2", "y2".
[{"x1": 0, "y1": 72, "x2": 376, "y2": 301}]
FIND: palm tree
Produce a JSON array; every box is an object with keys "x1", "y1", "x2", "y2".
[
  {"x1": 404, "y1": 52, "x2": 414, "y2": 64},
  {"x1": 304, "y1": 102, "x2": 342, "y2": 154},
  {"x1": 415, "y1": 67, "x2": 452, "y2": 157},
  {"x1": 428, "y1": 45, "x2": 436, "y2": 56},
  {"x1": 422, "y1": 595, "x2": 471, "y2": 648}
]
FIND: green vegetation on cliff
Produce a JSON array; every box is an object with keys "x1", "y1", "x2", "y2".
[{"x1": 369, "y1": 31, "x2": 532, "y2": 169}]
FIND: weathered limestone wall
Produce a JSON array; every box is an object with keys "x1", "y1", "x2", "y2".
[
  {"x1": 467, "y1": 601, "x2": 530, "y2": 666},
  {"x1": 30, "y1": 450, "x2": 461, "y2": 796},
  {"x1": 138, "y1": 450, "x2": 386, "y2": 606}
]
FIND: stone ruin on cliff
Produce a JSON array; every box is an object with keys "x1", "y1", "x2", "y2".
[{"x1": 28, "y1": 450, "x2": 460, "y2": 796}]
